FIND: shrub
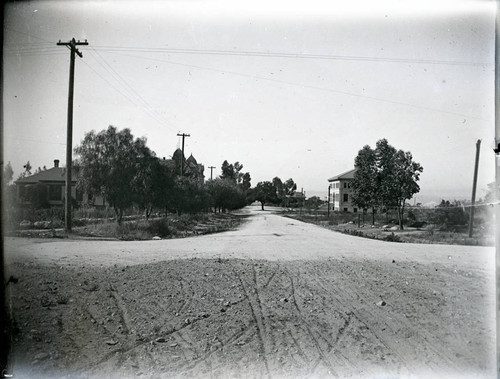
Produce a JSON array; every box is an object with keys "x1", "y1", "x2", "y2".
[
  {"x1": 385, "y1": 232, "x2": 402, "y2": 243},
  {"x1": 148, "y1": 218, "x2": 171, "y2": 238}
]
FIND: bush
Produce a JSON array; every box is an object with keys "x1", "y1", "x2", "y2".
[
  {"x1": 384, "y1": 232, "x2": 402, "y2": 243},
  {"x1": 148, "y1": 218, "x2": 171, "y2": 237}
]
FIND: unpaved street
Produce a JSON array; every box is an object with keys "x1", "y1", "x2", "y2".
[{"x1": 4, "y1": 206, "x2": 496, "y2": 378}]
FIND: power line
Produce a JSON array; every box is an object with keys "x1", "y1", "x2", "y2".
[
  {"x1": 109, "y1": 51, "x2": 493, "y2": 122},
  {"x1": 4, "y1": 27, "x2": 55, "y2": 43},
  {"x1": 92, "y1": 45, "x2": 489, "y2": 67},
  {"x1": 80, "y1": 58, "x2": 142, "y2": 107},
  {"x1": 80, "y1": 56, "x2": 176, "y2": 129},
  {"x1": 86, "y1": 47, "x2": 178, "y2": 131},
  {"x1": 4, "y1": 26, "x2": 489, "y2": 68},
  {"x1": 6, "y1": 136, "x2": 66, "y2": 146}
]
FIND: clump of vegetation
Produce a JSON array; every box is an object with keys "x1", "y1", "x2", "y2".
[{"x1": 384, "y1": 232, "x2": 402, "y2": 243}]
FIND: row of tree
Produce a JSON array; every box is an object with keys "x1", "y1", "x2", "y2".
[
  {"x1": 74, "y1": 126, "x2": 259, "y2": 223},
  {"x1": 74, "y1": 126, "x2": 306, "y2": 222},
  {"x1": 351, "y1": 139, "x2": 423, "y2": 229}
]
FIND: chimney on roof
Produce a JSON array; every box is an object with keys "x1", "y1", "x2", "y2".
[{"x1": 54, "y1": 159, "x2": 60, "y2": 168}]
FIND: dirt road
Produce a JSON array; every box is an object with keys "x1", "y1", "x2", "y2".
[{"x1": 4, "y1": 206, "x2": 496, "y2": 378}]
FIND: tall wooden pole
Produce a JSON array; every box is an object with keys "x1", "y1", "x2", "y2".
[
  {"x1": 208, "y1": 166, "x2": 215, "y2": 180},
  {"x1": 494, "y1": 1, "x2": 500, "y2": 374},
  {"x1": 65, "y1": 43, "x2": 76, "y2": 233},
  {"x1": 468, "y1": 139, "x2": 481, "y2": 238},
  {"x1": 327, "y1": 184, "x2": 331, "y2": 217},
  {"x1": 57, "y1": 38, "x2": 88, "y2": 233},
  {"x1": 176, "y1": 133, "x2": 190, "y2": 176}
]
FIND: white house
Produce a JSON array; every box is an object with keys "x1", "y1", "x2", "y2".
[{"x1": 327, "y1": 169, "x2": 358, "y2": 213}]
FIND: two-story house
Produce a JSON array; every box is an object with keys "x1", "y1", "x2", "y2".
[{"x1": 328, "y1": 169, "x2": 358, "y2": 213}]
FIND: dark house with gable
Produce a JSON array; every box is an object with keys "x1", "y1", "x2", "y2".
[
  {"x1": 15, "y1": 159, "x2": 106, "y2": 207},
  {"x1": 15, "y1": 160, "x2": 79, "y2": 207}
]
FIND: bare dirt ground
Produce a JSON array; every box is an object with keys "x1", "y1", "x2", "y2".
[{"x1": 4, "y1": 206, "x2": 496, "y2": 378}]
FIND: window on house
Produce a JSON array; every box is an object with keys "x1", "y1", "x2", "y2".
[
  {"x1": 348, "y1": 182, "x2": 351, "y2": 188},
  {"x1": 49, "y1": 184, "x2": 62, "y2": 201},
  {"x1": 343, "y1": 207, "x2": 348, "y2": 212},
  {"x1": 353, "y1": 208, "x2": 358, "y2": 213},
  {"x1": 343, "y1": 182, "x2": 347, "y2": 188},
  {"x1": 343, "y1": 193, "x2": 348, "y2": 202}
]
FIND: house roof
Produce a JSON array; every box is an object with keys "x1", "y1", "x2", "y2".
[
  {"x1": 15, "y1": 167, "x2": 77, "y2": 184},
  {"x1": 328, "y1": 168, "x2": 356, "y2": 182},
  {"x1": 186, "y1": 154, "x2": 197, "y2": 165}
]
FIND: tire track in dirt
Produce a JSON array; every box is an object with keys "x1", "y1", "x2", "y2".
[
  {"x1": 333, "y1": 261, "x2": 463, "y2": 374},
  {"x1": 287, "y1": 273, "x2": 340, "y2": 377},
  {"x1": 299, "y1": 260, "x2": 463, "y2": 377},
  {"x1": 284, "y1": 264, "x2": 404, "y2": 377},
  {"x1": 230, "y1": 263, "x2": 272, "y2": 378},
  {"x1": 109, "y1": 284, "x2": 133, "y2": 335},
  {"x1": 262, "y1": 265, "x2": 279, "y2": 289},
  {"x1": 177, "y1": 322, "x2": 259, "y2": 373},
  {"x1": 298, "y1": 267, "x2": 414, "y2": 374}
]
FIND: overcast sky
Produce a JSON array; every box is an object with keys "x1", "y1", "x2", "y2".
[{"x1": 3, "y1": 0, "x2": 497, "y2": 203}]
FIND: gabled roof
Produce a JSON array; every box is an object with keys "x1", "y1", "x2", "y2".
[
  {"x1": 15, "y1": 167, "x2": 77, "y2": 184},
  {"x1": 186, "y1": 154, "x2": 197, "y2": 165},
  {"x1": 328, "y1": 168, "x2": 356, "y2": 182}
]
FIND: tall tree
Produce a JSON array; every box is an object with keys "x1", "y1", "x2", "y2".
[
  {"x1": 220, "y1": 160, "x2": 236, "y2": 182},
  {"x1": 253, "y1": 181, "x2": 278, "y2": 210},
  {"x1": 75, "y1": 126, "x2": 150, "y2": 224},
  {"x1": 220, "y1": 160, "x2": 251, "y2": 194},
  {"x1": 389, "y1": 149, "x2": 423, "y2": 229},
  {"x1": 353, "y1": 139, "x2": 422, "y2": 230},
  {"x1": 3, "y1": 162, "x2": 13, "y2": 186},
  {"x1": 272, "y1": 177, "x2": 297, "y2": 206},
  {"x1": 272, "y1": 177, "x2": 285, "y2": 203},
  {"x1": 220, "y1": 160, "x2": 246, "y2": 184},
  {"x1": 240, "y1": 172, "x2": 252, "y2": 191},
  {"x1": 352, "y1": 145, "x2": 378, "y2": 224}
]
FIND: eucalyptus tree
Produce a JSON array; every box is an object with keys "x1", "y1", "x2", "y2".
[
  {"x1": 352, "y1": 145, "x2": 378, "y2": 224},
  {"x1": 75, "y1": 126, "x2": 153, "y2": 224},
  {"x1": 352, "y1": 139, "x2": 423, "y2": 229}
]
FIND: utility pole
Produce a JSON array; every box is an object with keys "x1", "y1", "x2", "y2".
[
  {"x1": 208, "y1": 166, "x2": 216, "y2": 180},
  {"x1": 468, "y1": 139, "x2": 481, "y2": 238},
  {"x1": 177, "y1": 132, "x2": 190, "y2": 175},
  {"x1": 57, "y1": 38, "x2": 88, "y2": 234},
  {"x1": 327, "y1": 184, "x2": 331, "y2": 217},
  {"x1": 494, "y1": 1, "x2": 500, "y2": 373}
]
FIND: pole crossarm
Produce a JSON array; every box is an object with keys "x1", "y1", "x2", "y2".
[{"x1": 57, "y1": 38, "x2": 88, "y2": 58}]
